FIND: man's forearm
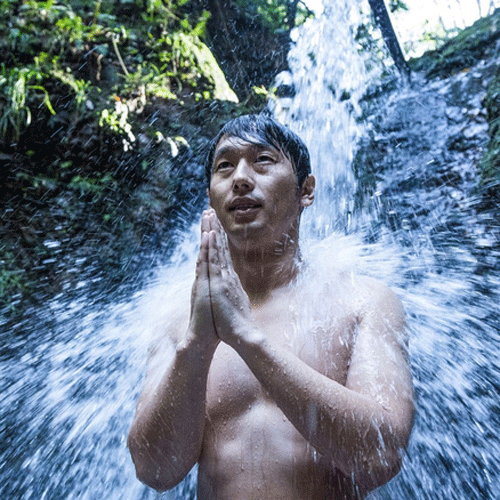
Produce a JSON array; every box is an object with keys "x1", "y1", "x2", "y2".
[
  {"x1": 128, "y1": 332, "x2": 217, "y2": 491},
  {"x1": 230, "y1": 329, "x2": 408, "y2": 489}
]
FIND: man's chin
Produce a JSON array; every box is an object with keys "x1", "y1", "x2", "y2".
[
  {"x1": 225, "y1": 220, "x2": 269, "y2": 241},
  {"x1": 227, "y1": 222, "x2": 260, "y2": 236}
]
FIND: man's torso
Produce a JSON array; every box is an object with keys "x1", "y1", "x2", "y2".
[{"x1": 197, "y1": 273, "x2": 364, "y2": 499}]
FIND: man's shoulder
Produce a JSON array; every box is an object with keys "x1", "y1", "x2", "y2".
[
  {"x1": 298, "y1": 261, "x2": 357, "y2": 297},
  {"x1": 300, "y1": 261, "x2": 403, "y2": 321},
  {"x1": 301, "y1": 235, "x2": 401, "y2": 304},
  {"x1": 354, "y1": 275, "x2": 404, "y2": 316}
]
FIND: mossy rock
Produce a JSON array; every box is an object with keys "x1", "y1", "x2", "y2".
[
  {"x1": 409, "y1": 8, "x2": 500, "y2": 79},
  {"x1": 480, "y1": 65, "x2": 500, "y2": 188}
]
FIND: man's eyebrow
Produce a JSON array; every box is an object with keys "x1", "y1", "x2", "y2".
[
  {"x1": 213, "y1": 145, "x2": 234, "y2": 161},
  {"x1": 214, "y1": 143, "x2": 278, "y2": 160}
]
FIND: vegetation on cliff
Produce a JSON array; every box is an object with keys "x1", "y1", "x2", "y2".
[
  {"x1": 407, "y1": 8, "x2": 500, "y2": 193},
  {"x1": 0, "y1": 0, "x2": 303, "y2": 316}
]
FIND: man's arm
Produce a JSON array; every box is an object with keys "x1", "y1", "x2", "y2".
[
  {"x1": 206, "y1": 214, "x2": 414, "y2": 492},
  {"x1": 127, "y1": 215, "x2": 220, "y2": 491},
  {"x1": 230, "y1": 282, "x2": 413, "y2": 491}
]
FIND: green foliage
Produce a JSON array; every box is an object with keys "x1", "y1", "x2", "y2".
[
  {"x1": 99, "y1": 96, "x2": 136, "y2": 150},
  {"x1": 69, "y1": 171, "x2": 118, "y2": 198},
  {"x1": 232, "y1": 0, "x2": 312, "y2": 32},
  {"x1": 0, "y1": 250, "x2": 28, "y2": 310},
  {"x1": 0, "y1": 0, "x2": 237, "y2": 151},
  {"x1": 0, "y1": 64, "x2": 55, "y2": 143},
  {"x1": 388, "y1": 0, "x2": 408, "y2": 13},
  {"x1": 55, "y1": 11, "x2": 85, "y2": 43},
  {"x1": 122, "y1": 62, "x2": 176, "y2": 99},
  {"x1": 408, "y1": 9, "x2": 500, "y2": 79},
  {"x1": 147, "y1": 31, "x2": 210, "y2": 91},
  {"x1": 49, "y1": 57, "x2": 91, "y2": 111},
  {"x1": 1, "y1": 0, "x2": 223, "y2": 91}
]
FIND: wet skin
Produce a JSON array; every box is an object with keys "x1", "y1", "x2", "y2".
[{"x1": 127, "y1": 137, "x2": 415, "y2": 499}]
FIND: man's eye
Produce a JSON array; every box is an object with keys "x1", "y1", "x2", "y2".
[
  {"x1": 216, "y1": 161, "x2": 232, "y2": 170},
  {"x1": 256, "y1": 154, "x2": 275, "y2": 163}
]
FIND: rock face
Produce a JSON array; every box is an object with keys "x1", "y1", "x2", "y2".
[
  {"x1": 353, "y1": 63, "x2": 500, "y2": 282},
  {"x1": 355, "y1": 64, "x2": 493, "y2": 213},
  {"x1": 409, "y1": 8, "x2": 500, "y2": 81},
  {"x1": 355, "y1": 8, "x2": 500, "y2": 225},
  {"x1": 404, "y1": 8, "x2": 500, "y2": 201}
]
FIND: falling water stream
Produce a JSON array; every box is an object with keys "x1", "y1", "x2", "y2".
[{"x1": 2, "y1": 1, "x2": 500, "y2": 499}]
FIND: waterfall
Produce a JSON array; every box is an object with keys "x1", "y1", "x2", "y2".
[
  {"x1": 274, "y1": 2, "x2": 500, "y2": 499},
  {"x1": 271, "y1": 0, "x2": 371, "y2": 237},
  {"x1": 2, "y1": 1, "x2": 500, "y2": 499}
]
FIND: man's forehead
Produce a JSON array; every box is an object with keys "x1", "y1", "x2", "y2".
[{"x1": 214, "y1": 135, "x2": 279, "y2": 158}]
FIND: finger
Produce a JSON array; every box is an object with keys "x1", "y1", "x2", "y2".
[
  {"x1": 215, "y1": 223, "x2": 232, "y2": 274},
  {"x1": 215, "y1": 229, "x2": 232, "y2": 283},
  {"x1": 207, "y1": 209, "x2": 217, "y2": 233},
  {"x1": 206, "y1": 211, "x2": 224, "y2": 263},
  {"x1": 201, "y1": 209, "x2": 211, "y2": 234},
  {"x1": 219, "y1": 228, "x2": 232, "y2": 268},
  {"x1": 207, "y1": 230, "x2": 218, "y2": 266},
  {"x1": 212, "y1": 219, "x2": 224, "y2": 261},
  {"x1": 207, "y1": 212, "x2": 226, "y2": 256},
  {"x1": 196, "y1": 231, "x2": 209, "y2": 276},
  {"x1": 192, "y1": 232, "x2": 210, "y2": 307},
  {"x1": 207, "y1": 230, "x2": 222, "y2": 280}
]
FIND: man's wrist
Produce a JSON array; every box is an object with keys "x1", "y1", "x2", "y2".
[
  {"x1": 227, "y1": 326, "x2": 266, "y2": 355},
  {"x1": 179, "y1": 327, "x2": 219, "y2": 362}
]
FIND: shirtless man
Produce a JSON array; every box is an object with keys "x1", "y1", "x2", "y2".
[{"x1": 127, "y1": 114, "x2": 415, "y2": 499}]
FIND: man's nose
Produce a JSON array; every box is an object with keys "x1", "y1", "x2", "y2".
[{"x1": 232, "y1": 160, "x2": 254, "y2": 192}]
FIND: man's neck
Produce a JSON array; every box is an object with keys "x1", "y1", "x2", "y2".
[{"x1": 228, "y1": 235, "x2": 301, "y2": 305}]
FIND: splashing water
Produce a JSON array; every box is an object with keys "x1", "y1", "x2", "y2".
[
  {"x1": 271, "y1": 0, "x2": 371, "y2": 237},
  {"x1": 276, "y1": 2, "x2": 500, "y2": 499},
  {"x1": 359, "y1": 75, "x2": 500, "y2": 498},
  {"x1": 2, "y1": 1, "x2": 500, "y2": 499}
]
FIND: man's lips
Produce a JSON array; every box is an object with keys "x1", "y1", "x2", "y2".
[{"x1": 228, "y1": 198, "x2": 262, "y2": 211}]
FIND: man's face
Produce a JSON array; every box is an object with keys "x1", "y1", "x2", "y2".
[{"x1": 208, "y1": 135, "x2": 303, "y2": 246}]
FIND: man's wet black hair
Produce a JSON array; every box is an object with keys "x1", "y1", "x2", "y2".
[{"x1": 205, "y1": 113, "x2": 311, "y2": 188}]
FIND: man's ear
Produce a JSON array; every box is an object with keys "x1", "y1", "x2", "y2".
[{"x1": 299, "y1": 175, "x2": 315, "y2": 208}]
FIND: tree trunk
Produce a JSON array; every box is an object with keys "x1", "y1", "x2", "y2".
[
  {"x1": 367, "y1": 0, "x2": 411, "y2": 82},
  {"x1": 287, "y1": 0, "x2": 299, "y2": 32}
]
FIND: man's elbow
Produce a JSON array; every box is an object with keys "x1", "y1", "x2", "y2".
[
  {"x1": 354, "y1": 446, "x2": 405, "y2": 492},
  {"x1": 131, "y1": 459, "x2": 177, "y2": 492},
  {"x1": 357, "y1": 409, "x2": 414, "y2": 491},
  {"x1": 127, "y1": 433, "x2": 185, "y2": 492},
  {"x1": 133, "y1": 464, "x2": 175, "y2": 492}
]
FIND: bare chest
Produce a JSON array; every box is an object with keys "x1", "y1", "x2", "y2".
[{"x1": 206, "y1": 296, "x2": 357, "y2": 420}]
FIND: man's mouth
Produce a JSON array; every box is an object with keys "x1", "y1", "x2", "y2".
[{"x1": 229, "y1": 199, "x2": 262, "y2": 212}]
